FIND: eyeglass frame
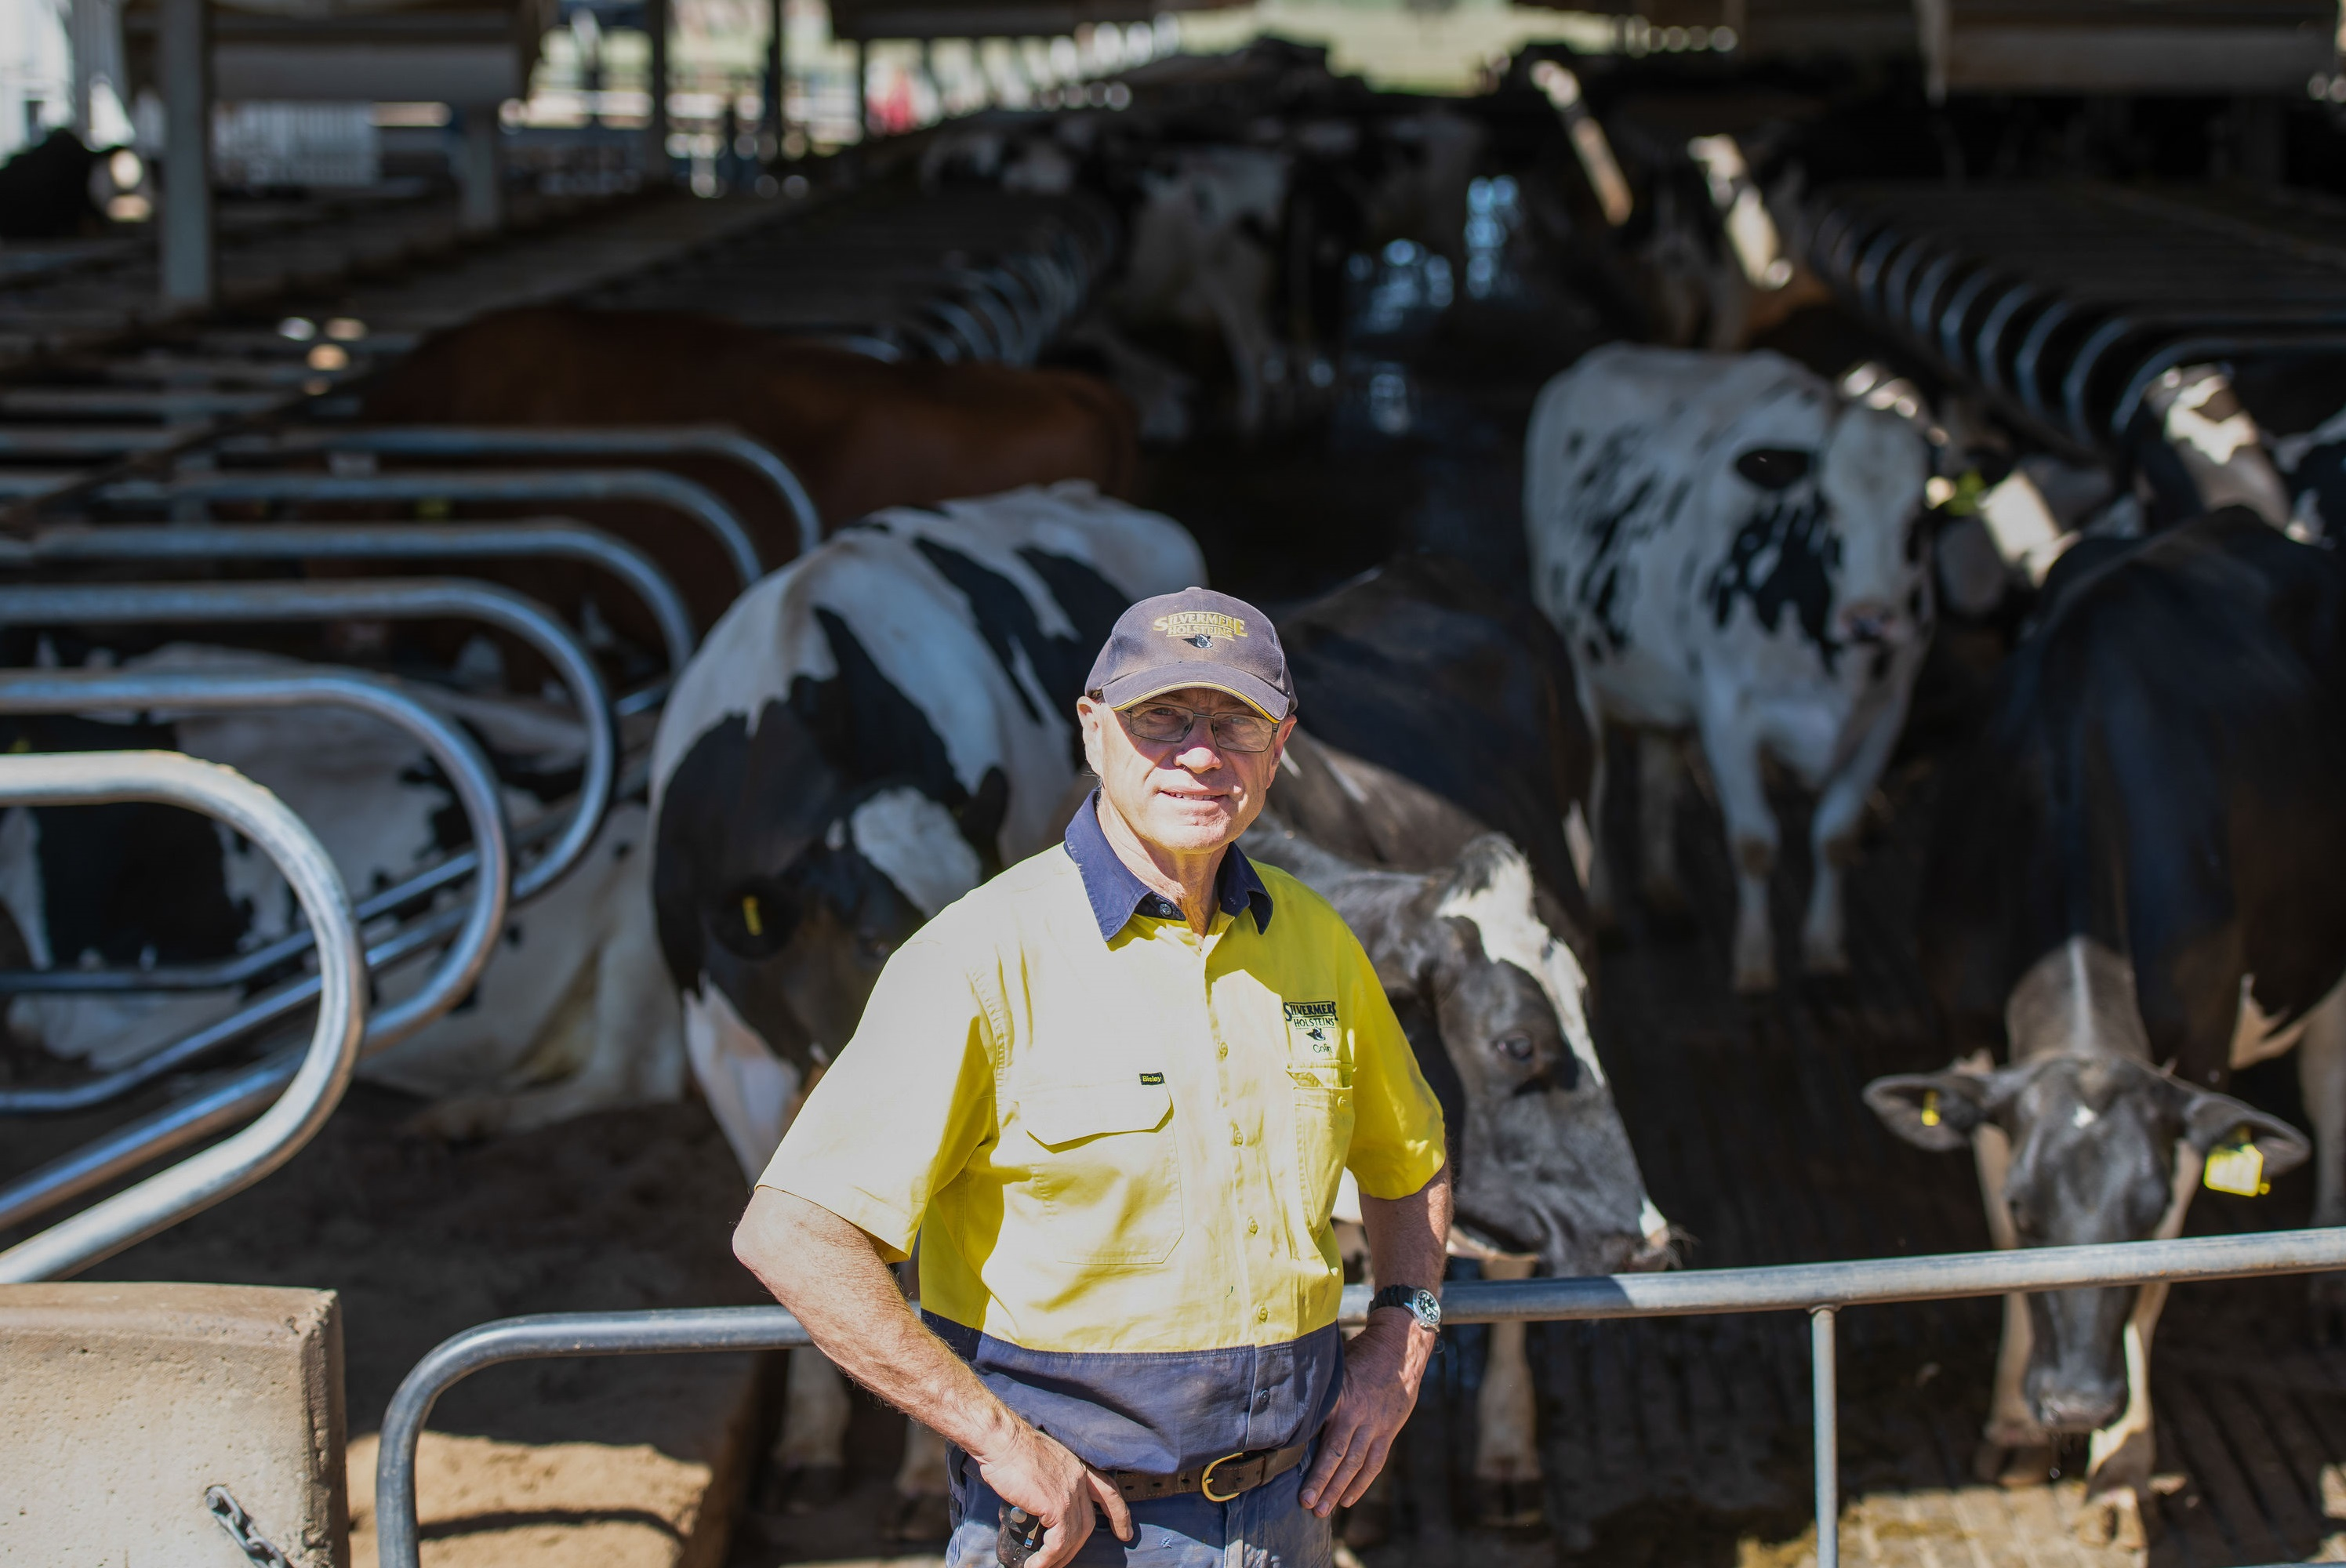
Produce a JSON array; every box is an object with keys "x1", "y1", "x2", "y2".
[{"x1": 1093, "y1": 691, "x2": 1285, "y2": 753}]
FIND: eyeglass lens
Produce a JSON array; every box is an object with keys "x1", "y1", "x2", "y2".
[{"x1": 1123, "y1": 704, "x2": 1275, "y2": 752}]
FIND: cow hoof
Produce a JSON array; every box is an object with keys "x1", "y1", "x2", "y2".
[
  {"x1": 1731, "y1": 961, "x2": 1778, "y2": 996},
  {"x1": 769, "y1": 1462, "x2": 845, "y2": 1515},
  {"x1": 884, "y1": 1489, "x2": 954, "y2": 1543},
  {"x1": 1338, "y1": 1494, "x2": 1391, "y2": 1550},
  {"x1": 1800, "y1": 938, "x2": 1850, "y2": 978},
  {"x1": 1469, "y1": 1478, "x2": 1549, "y2": 1535},
  {"x1": 1971, "y1": 1440, "x2": 2054, "y2": 1487},
  {"x1": 2077, "y1": 1486, "x2": 2155, "y2": 1551}
]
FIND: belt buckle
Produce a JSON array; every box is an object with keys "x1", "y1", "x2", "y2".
[{"x1": 1199, "y1": 1450, "x2": 1250, "y2": 1503}]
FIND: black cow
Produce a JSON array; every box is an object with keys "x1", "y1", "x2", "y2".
[{"x1": 1866, "y1": 511, "x2": 2343, "y2": 1547}]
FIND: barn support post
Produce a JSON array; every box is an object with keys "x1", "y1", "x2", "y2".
[
  {"x1": 645, "y1": 0, "x2": 671, "y2": 180},
  {"x1": 1811, "y1": 1305, "x2": 1839, "y2": 1568},
  {"x1": 456, "y1": 103, "x2": 506, "y2": 234},
  {"x1": 157, "y1": 0, "x2": 213, "y2": 310},
  {"x1": 854, "y1": 38, "x2": 870, "y2": 139},
  {"x1": 764, "y1": 0, "x2": 787, "y2": 149}
]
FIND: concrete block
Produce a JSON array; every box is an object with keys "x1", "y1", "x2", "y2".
[{"x1": 0, "y1": 1282, "x2": 348, "y2": 1568}]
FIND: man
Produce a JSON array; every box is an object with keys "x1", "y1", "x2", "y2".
[{"x1": 734, "y1": 586, "x2": 1451, "y2": 1568}]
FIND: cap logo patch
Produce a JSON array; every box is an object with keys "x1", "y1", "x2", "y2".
[{"x1": 1155, "y1": 610, "x2": 1247, "y2": 649}]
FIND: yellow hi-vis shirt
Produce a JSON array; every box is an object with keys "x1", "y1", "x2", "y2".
[{"x1": 758, "y1": 793, "x2": 1446, "y2": 1479}]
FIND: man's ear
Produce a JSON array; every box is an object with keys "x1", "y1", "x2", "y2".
[
  {"x1": 1076, "y1": 695, "x2": 1106, "y2": 777},
  {"x1": 1864, "y1": 1069, "x2": 1999, "y2": 1153},
  {"x1": 2175, "y1": 1087, "x2": 2312, "y2": 1178}
]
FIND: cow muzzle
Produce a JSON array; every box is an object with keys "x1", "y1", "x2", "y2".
[{"x1": 1836, "y1": 599, "x2": 1912, "y2": 648}]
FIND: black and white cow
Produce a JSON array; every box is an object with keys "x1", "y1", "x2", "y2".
[
  {"x1": 2134, "y1": 360, "x2": 2346, "y2": 544},
  {"x1": 0, "y1": 644, "x2": 680, "y2": 1126},
  {"x1": 1249, "y1": 556, "x2": 1669, "y2": 1543},
  {"x1": 1524, "y1": 343, "x2": 1934, "y2": 992},
  {"x1": 647, "y1": 479, "x2": 1201, "y2": 1531},
  {"x1": 1867, "y1": 511, "x2": 2344, "y2": 1547}
]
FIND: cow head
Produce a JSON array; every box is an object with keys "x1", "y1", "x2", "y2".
[
  {"x1": 1404, "y1": 835, "x2": 1673, "y2": 1277},
  {"x1": 653, "y1": 702, "x2": 983, "y2": 1079},
  {"x1": 1711, "y1": 389, "x2": 1932, "y2": 670},
  {"x1": 1866, "y1": 940, "x2": 2308, "y2": 1433}
]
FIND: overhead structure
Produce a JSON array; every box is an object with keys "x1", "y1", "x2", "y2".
[
  {"x1": 826, "y1": 0, "x2": 1242, "y2": 44},
  {"x1": 1914, "y1": 1, "x2": 2340, "y2": 96},
  {"x1": 1503, "y1": 0, "x2": 1920, "y2": 61}
]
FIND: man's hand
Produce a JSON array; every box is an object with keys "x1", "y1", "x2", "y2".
[
  {"x1": 971, "y1": 1417, "x2": 1134, "y2": 1568},
  {"x1": 1297, "y1": 1311, "x2": 1436, "y2": 1517}
]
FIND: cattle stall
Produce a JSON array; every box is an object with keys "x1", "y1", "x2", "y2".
[{"x1": 9, "y1": 31, "x2": 2346, "y2": 1568}]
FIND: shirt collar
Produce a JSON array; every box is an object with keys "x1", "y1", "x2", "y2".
[{"x1": 1062, "y1": 789, "x2": 1273, "y2": 941}]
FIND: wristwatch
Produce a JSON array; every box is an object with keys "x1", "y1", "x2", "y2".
[{"x1": 1369, "y1": 1284, "x2": 1441, "y2": 1335}]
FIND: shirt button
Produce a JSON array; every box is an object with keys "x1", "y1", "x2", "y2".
[
  {"x1": 1247, "y1": 1218, "x2": 1258, "y2": 1236},
  {"x1": 1255, "y1": 1306, "x2": 1269, "y2": 1324},
  {"x1": 1218, "y1": 1044, "x2": 1229, "y2": 1059},
  {"x1": 1230, "y1": 1127, "x2": 1244, "y2": 1145}
]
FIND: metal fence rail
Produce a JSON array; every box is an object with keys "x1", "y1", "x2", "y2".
[
  {"x1": 0, "y1": 669, "x2": 510, "y2": 1116},
  {"x1": 82, "y1": 470, "x2": 765, "y2": 594},
  {"x1": 0, "y1": 750, "x2": 365, "y2": 1283},
  {"x1": 373, "y1": 1225, "x2": 2346, "y2": 1568},
  {"x1": 0, "y1": 521, "x2": 698, "y2": 713}
]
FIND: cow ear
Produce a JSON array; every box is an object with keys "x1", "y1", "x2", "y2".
[
  {"x1": 1735, "y1": 448, "x2": 1813, "y2": 489},
  {"x1": 1864, "y1": 1071, "x2": 1995, "y2": 1152},
  {"x1": 2177, "y1": 1091, "x2": 2312, "y2": 1180}
]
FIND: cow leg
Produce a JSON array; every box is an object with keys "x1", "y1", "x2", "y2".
[
  {"x1": 1696, "y1": 710, "x2": 1777, "y2": 993},
  {"x1": 1801, "y1": 697, "x2": 1902, "y2": 979},
  {"x1": 2299, "y1": 982, "x2": 2346, "y2": 1335},
  {"x1": 1472, "y1": 1253, "x2": 1545, "y2": 1534},
  {"x1": 2078, "y1": 1144, "x2": 2201, "y2": 1549},
  {"x1": 1971, "y1": 1125, "x2": 2055, "y2": 1485},
  {"x1": 1637, "y1": 730, "x2": 1687, "y2": 917},
  {"x1": 770, "y1": 1347, "x2": 853, "y2": 1511},
  {"x1": 1581, "y1": 708, "x2": 1618, "y2": 933}
]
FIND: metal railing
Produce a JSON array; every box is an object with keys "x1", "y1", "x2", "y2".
[
  {"x1": 0, "y1": 669, "x2": 510, "y2": 1115},
  {"x1": 226, "y1": 426, "x2": 824, "y2": 561},
  {"x1": 80, "y1": 470, "x2": 764, "y2": 594},
  {"x1": 372, "y1": 1225, "x2": 2346, "y2": 1568},
  {"x1": 0, "y1": 521, "x2": 697, "y2": 713},
  {"x1": 0, "y1": 750, "x2": 365, "y2": 1283}
]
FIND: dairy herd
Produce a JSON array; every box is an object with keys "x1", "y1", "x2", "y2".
[{"x1": 13, "y1": 67, "x2": 2346, "y2": 1560}]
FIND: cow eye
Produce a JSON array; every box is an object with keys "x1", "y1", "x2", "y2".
[
  {"x1": 1494, "y1": 1033, "x2": 1535, "y2": 1062},
  {"x1": 1735, "y1": 448, "x2": 1813, "y2": 489}
]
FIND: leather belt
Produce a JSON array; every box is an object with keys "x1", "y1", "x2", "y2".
[{"x1": 1112, "y1": 1443, "x2": 1309, "y2": 1504}]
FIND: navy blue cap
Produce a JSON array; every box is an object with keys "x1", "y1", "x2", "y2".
[{"x1": 1084, "y1": 587, "x2": 1294, "y2": 721}]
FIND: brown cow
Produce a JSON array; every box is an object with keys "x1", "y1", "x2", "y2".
[{"x1": 365, "y1": 305, "x2": 1141, "y2": 554}]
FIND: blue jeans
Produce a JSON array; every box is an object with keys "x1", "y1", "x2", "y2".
[{"x1": 941, "y1": 1459, "x2": 1334, "y2": 1568}]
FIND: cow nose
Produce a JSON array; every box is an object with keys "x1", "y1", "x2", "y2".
[
  {"x1": 2034, "y1": 1386, "x2": 2124, "y2": 1435},
  {"x1": 1837, "y1": 601, "x2": 1902, "y2": 645}
]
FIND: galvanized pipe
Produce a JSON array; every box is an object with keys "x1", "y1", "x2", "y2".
[
  {"x1": 0, "y1": 752, "x2": 364, "y2": 1282},
  {"x1": 0, "y1": 579, "x2": 612, "y2": 903},
  {"x1": 0, "y1": 670, "x2": 510, "y2": 1111},
  {"x1": 5, "y1": 521, "x2": 698, "y2": 691},
  {"x1": 227, "y1": 427, "x2": 823, "y2": 560},
  {"x1": 1812, "y1": 1307, "x2": 1838, "y2": 1568},
  {"x1": 89, "y1": 470, "x2": 764, "y2": 592},
  {"x1": 372, "y1": 1224, "x2": 2346, "y2": 1568}
]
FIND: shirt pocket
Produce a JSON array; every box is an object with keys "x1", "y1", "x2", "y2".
[
  {"x1": 1019, "y1": 1082, "x2": 1185, "y2": 1266},
  {"x1": 1289, "y1": 1068, "x2": 1356, "y2": 1245}
]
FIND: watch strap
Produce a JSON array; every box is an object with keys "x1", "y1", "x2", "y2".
[{"x1": 1368, "y1": 1284, "x2": 1440, "y2": 1327}]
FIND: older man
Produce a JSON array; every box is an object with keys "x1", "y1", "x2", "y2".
[{"x1": 734, "y1": 586, "x2": 1451, "y2": 1568}]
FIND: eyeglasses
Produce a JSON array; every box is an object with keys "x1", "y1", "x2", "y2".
[{"x1": 1118, "y1": 700, "x2": 1280, "y2": 753}]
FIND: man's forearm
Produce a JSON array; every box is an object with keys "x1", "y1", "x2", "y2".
[
  {"x1": 1360, "y1": 1167, "x2": 1451, "y2": 1301},
  {"x1": 734, "y1": 1185, "x2": 1022, "y2": 1460}
]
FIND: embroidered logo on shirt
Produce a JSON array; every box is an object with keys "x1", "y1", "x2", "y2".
[
  {"x1": 1138, "y1": 1072, "x2": 1165, "y2": 1086},
  {"x1": 1154, "y1": 610, "x2": 1247, "y2": 648},
  {"x1": 1284, "y1": 1000, "x2": 1338, "y2": 1057}
]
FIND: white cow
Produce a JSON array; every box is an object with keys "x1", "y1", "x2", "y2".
[
  {"x1": 1525, "y1": 344, "x2": 1933, "y2": 993},
  {"x1": 648, "y1": 480, "x2": 1203, "y2": 1535}
]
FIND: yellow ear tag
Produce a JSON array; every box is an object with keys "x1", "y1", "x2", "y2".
[
  {"x1": 741, "y1": 895, "x2": 764, "y2": 938},
  {"x1": 1919, "y1": 1090, "x2": 1941, "y2": 1128},
  {"x1": 2203, "y1": 1127, "x2": 2268, "y2": 1197}
]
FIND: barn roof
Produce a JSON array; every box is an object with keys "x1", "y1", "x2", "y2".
[{"x1": 826, "y1": 0, "x2": 1249, "y2": 44}]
